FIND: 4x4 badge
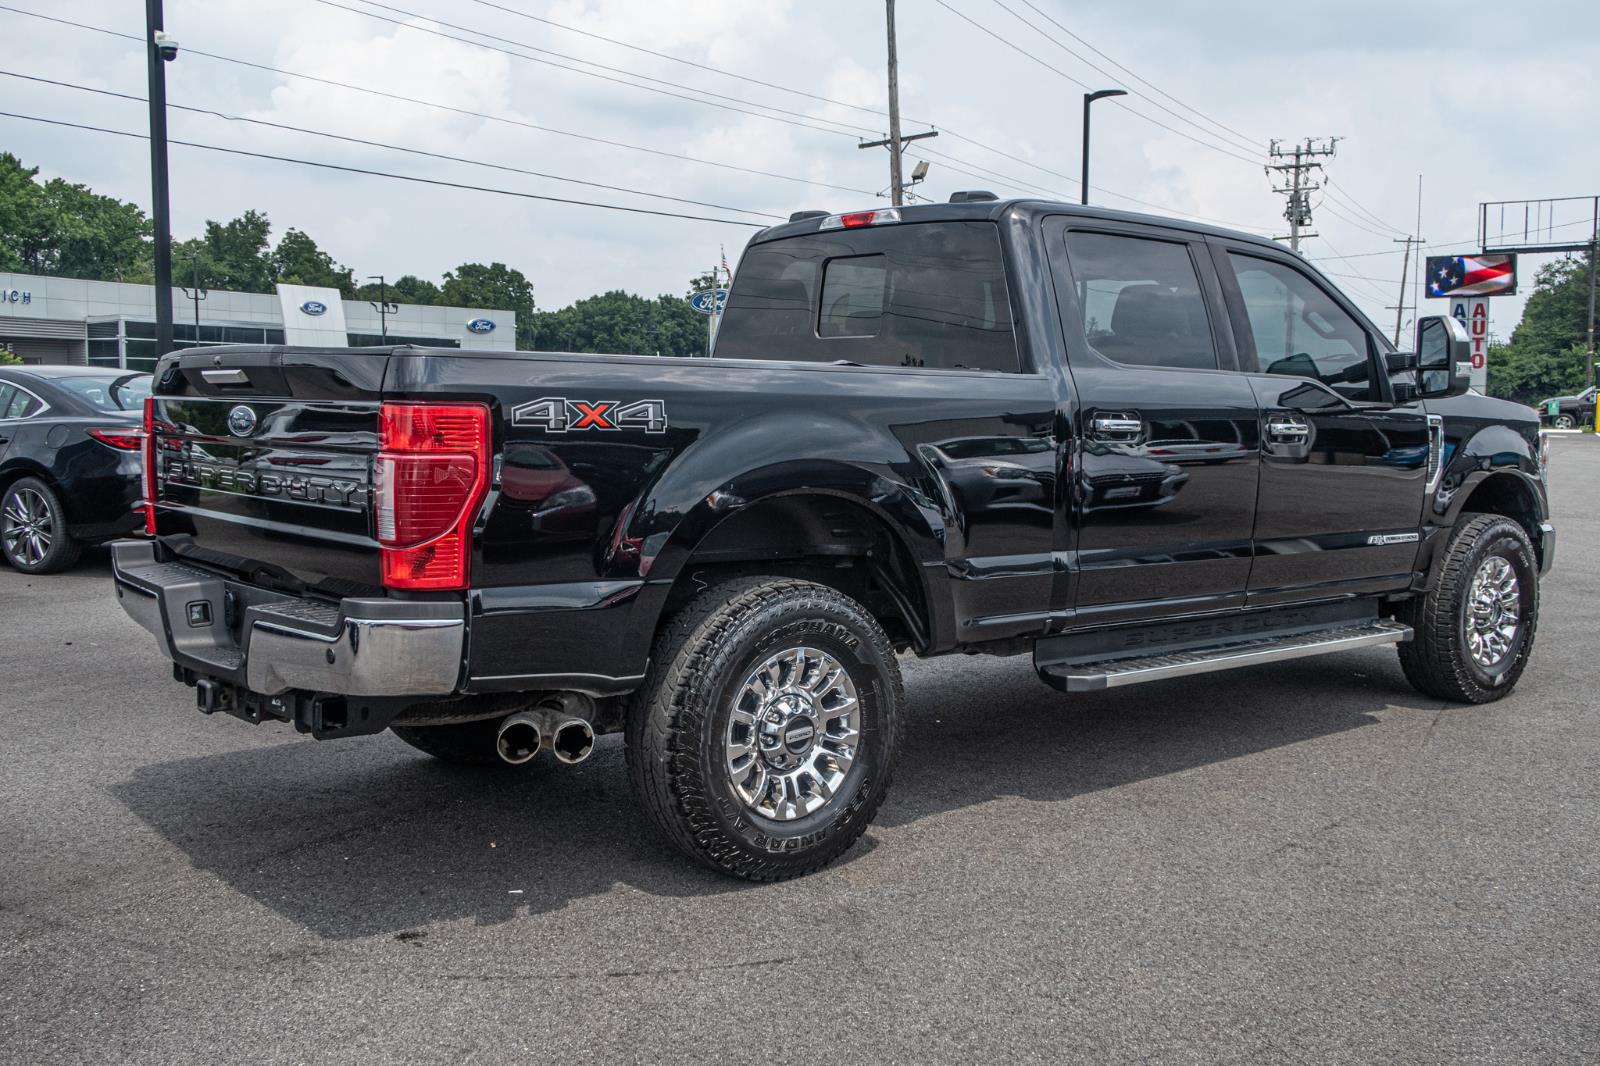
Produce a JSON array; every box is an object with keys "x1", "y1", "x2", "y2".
[{"x1": 512, "y1": 397, "x2": 668, "y2": 434}]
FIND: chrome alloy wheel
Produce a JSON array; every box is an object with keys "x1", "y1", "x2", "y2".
[
  {"x1": 724, "y1": 646, "x2": 861, "y2": 821},
  {"x1": 1, "y1": 487, "x2": 52, "y2": 567},
  {"x1": 1466, "y1": 555, "x2": 1521, "y2": 669}
]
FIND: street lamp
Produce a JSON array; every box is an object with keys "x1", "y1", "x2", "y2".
[{"x1": 1081, "y1": 88, "x2": 1127, "y2": 205}]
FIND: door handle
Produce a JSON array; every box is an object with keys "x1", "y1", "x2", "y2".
[
  {"x1": 1266, "y1": 417, "x2": 1310, "y2": 443},
  {"x1": 1090, "y1": 416, "x2": 1143, "y2": 437}
]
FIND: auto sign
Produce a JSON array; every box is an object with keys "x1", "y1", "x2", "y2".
[
  {"x1": 466, "y1": 318, "x2": 496, "y2": 334},
  {"x1": 689, "y1": 289, "x2": 728, "y2": 315},
  {"x1": 300, "y1": 300, "x2": 328, "y2": 316}
]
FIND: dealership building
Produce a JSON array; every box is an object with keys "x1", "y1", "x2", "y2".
[{"x1": 0, "y1": 272, "x2": 517, "y2": 371}]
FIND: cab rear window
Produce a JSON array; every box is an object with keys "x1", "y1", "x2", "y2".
[{"x1": 715, "y1": 221, "x2": 1019, "y2": 373}]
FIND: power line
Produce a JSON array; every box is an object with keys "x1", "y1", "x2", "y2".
[
  {"x1": 1017, "y1": 0, "x2": 1264, "y2": 152},
  {"x1": 1321, "y1": 178, "x2": 1406, "y2": 235},
  {"x1": 0, "y1": 110, "x2": 767, "y2": 227},
  {"x1": 0, "y1": 3, "x2": 880, "y2": 197},
  {"x1": 321, "y1": 0, "x2": 876, "y2": 140},
  {"x1": 991, "y1": 0, "x2": 1264, "y2": 157},
  {"x1": 933, "y1": 0, "x2": 1265, "y2": 168},
  {"x1": 1316, "y1": 198, "x2": 1405, "y2": 240},
  {"x1": 0, "y1": 70, "x2": 790, "y2": 220}
]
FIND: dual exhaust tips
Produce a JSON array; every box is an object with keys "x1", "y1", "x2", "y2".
[{"x1": 496, "y1": 707, "x2": 595, "y2": 766}]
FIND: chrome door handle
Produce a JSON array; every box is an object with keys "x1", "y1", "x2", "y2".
[
  {"x1": 1266, "y1": 417, "x2": 1310, "y2": 443},
  {"x1": 1091, "y1": 416, "x2": 1143, "y2": 436}
]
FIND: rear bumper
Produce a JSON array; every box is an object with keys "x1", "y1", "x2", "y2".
[{"x1": 111, "y1": 539, "x2": 466, "y2": 700}]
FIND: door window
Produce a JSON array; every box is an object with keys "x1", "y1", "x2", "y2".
[
  {"x1": 1062, "y1": 231, "x2": 1219, "y2": 371},
  {"x1": 1228, "y1": 254, "x2": 1377, "y2": 400},
  {"x1": 818, "y1": 255, "x2": 887, "y2": 338}
]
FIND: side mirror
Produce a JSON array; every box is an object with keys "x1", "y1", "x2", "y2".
[{"x1": 1415, "y1": 315, "x2": 1472, "y2": 399}]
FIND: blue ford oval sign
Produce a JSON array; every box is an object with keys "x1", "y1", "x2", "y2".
[
  {"x1": 300, "y1": 300, "x2": 328, "y2": 316},
  {"x1": 227, "y1": 405, "x2": 258, "y2": 437},
  {"x1": 466, "y1": 318, "x2": 495, "y2": 334},
  {"x1": 689, "y1": 288, "x2": 728, "y2": 315}
]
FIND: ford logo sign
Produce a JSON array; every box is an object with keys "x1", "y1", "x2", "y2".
[
  {"x1": 300, "y1": 300, "x2": 328, "y2": 316},
  {"x1": 466, "y1": 318, "x2": 495, "y2": 334},
  {"x1": 227, "y1": 405, "x2": 258, "y2": 437}
]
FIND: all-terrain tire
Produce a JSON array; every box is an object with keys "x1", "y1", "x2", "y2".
[
  {"x1": 1396, "y1": 512, "x2": 1539, "y2": 703},
  {"x1": 625, "y1": 577, "x2": 904, "y2": 881},
  {"x1": 1, "y1": 477, "x2": 81, "y2": 574}
]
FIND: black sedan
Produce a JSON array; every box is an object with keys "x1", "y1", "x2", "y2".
[{"x1": 0, "y1": 365, "x2": 151, "y2": 573}]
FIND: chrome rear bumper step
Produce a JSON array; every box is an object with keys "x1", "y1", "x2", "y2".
[{"x1": 1037, "y1": 619, "x2": 1412, "y2": 692}]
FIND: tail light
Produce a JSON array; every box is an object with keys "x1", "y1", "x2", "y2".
[
  {"x1": 141, "y1": 397, "x2": 157, "y2": 535},
  {"x1": 88, "y1": 428, "x2": 143, "y2": 451},
  {"x1": 819, "y1": 207, "x2": 901, "y2": 230},
  {"x1": 376, "y1": 402, "x2": 491, "y2": 590}
]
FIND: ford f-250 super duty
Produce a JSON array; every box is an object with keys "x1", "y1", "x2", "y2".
[{"x1": 112, "y1": 194, "x2": 1554, "y2": 880}]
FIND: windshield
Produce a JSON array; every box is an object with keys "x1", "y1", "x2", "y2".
[{"x1": 52, "y1": 373, "x2": 152, "y2": 412}]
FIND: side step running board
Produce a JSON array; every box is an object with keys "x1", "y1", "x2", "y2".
[{"x1": 1037, "y1": 619, "x2": 1412, "y2": 692}]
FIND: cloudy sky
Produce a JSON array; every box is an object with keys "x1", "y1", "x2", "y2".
[{"x1": 5, "y1": 0, "x2": 1598, "y2": 336}]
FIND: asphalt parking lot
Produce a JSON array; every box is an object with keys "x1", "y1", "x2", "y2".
[{"x1": 2, "y1": 436, "x2": 1597, "y2": 1064}]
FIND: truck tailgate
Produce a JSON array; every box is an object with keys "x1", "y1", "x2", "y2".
[{"x1": 149, "y1": 347, "x2": 391, "y2": 590}]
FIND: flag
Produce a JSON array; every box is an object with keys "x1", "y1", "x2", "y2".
[
  {"x1": 720, "y1": 245, "x2": 731, "y2": 284},
  {"x1": 1426, "y1": 254, "x2": 1515, "y2": 298}
]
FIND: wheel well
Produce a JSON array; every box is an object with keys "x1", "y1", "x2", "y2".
[
  {"x1": 0, "y1": 463, "x2": 52, "y2": 496},
  {"x1": 1458, "y1": 473, "x2": 1543, "y2": 564},
  {"x1": 662, "y1": 494, "x2": 931, "y2": 651}
]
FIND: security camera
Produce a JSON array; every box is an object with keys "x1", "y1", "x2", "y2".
[{"x1": 154, "y1": 31, "x2": 179, "y2": 61}]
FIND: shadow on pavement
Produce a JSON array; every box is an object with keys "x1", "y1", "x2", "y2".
[{"x1": 111, "y1": 651, "x2": 1396, "y2": 939}]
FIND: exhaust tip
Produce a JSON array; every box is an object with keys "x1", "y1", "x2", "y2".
[
  {"x1": 496, "y1": 712, "x2": 543, "y2": 766},
  {"x1": 551, "y1": 719, "x2": 595, "y2": 764}
]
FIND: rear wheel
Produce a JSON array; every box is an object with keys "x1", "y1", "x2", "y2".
[
  {"x1": 1, "y1": 477, "x2": 81, "y2": 574},
  {"x1": 1397, "y1": 513, "x2": 1538, "y2": 703},
  {"x1": 626, "y1": 577, "x2": 903, "y2": 881}
]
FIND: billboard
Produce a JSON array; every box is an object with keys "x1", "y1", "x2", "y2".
[{"x1": 1424, "y1": 254, "x2": 1516, "y2": 298}]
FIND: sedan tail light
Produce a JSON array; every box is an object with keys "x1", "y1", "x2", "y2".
[
  {"x1": 87, "y1": 427, "x2": 143, "y2": 451},
  {"x1": 376, "y1": 402, "x2": 491, "y2": 591}
]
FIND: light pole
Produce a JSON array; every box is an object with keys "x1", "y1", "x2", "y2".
[
  {"x1": 1081, "y1": 89, "x2": 1127, "y2": 205},
  {"x1": 145, "y1": 0, "x2": 176, "y2": 354},
  {"x1": 367, "y1": 275, "x2": 398, "y2": 341}
]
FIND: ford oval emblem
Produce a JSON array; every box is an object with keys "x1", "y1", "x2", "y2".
[
  {"x1": 300, "y1": 300, "x2": 328, "y2": 316},
  {"x1": 466, "y1": 318, "x2": 495, "y2": 334},
  {"x1": 227, "y1": 405, "x2": 258, "y2": 437}
]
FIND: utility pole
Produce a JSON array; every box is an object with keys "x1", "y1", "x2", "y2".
[
  {"x1": 1388, "y1": 235, "x2": 1423, "y2": 346},
  {"x1": 1267, "y1": 138, "x2": 1338, "y2": 252},
  {"x1": 145, "y1": 0, "x2": 174, "y2": 354},
  {"x1": 1587, "y1": 226, "x2": 1598, "y2": 392},
  {"x1": 367, "y1": 275, "x2": 398, "y2": 341},
  {"x1": 859, "y1": 0, "x2": 937, "y2": 205}
]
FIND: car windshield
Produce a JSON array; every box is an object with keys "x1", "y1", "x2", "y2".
[{"x1": 50, "y1": 373, "x2": 153, "y2": 412}]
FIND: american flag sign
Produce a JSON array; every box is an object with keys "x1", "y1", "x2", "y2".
[{"x1": 1425, "y1": 254, "x2": 1516, "y2": 298}]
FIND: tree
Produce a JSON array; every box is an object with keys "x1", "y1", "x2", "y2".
[
  {"x1": 530, "y1": 290, "x2": 708, "y2": 357},
  {"x1": 355, "y1": 274, "x2": 440, "y2": 305},
  {"x1": 271, "y1": 228, "x2": 356, "y2": 296},
  {"x1": 1487, "y1": 251, "x2": 1596, "y2": 404},
  {"x1": 686, "y1": 269, "x2": 720, "y2": 297},
  {"x1": 0, "y1": 349, "x2": 21, "y2": 366},
  {"x1": 172, "y1": 210, "x2": 275, "y2": 293},
  {"x1": 0, "y1": 152, "x2": 151, "y2": 281},
  {"x1": 440, "y1": 262, "x2": 535, "y2": 346}
]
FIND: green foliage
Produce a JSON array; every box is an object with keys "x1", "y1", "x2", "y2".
[
  {"x1": 530, "y1": 289, "x2": 708, "y2": 357},
  {"x1": 0, "y1": 349, "x2": 21, "y2": 366},
  {"x1": 441, "y1": 262, "x2": 536, "y2": 346},
  {"x1": 0, "y1": 152, "x2": 151, "y2": 281},
  {"x1": 270, "y1": 228, "x2": 356, "y2": 296},
  {"x1": 355, "y1": 274, "x2": 441, "y2": 305},
  {"x1": 1488, "y1": 252, "x2": 1596, "y2": 404},
  {"x1": 686, "y1": 269, "x2": 720, "y2": 297}
]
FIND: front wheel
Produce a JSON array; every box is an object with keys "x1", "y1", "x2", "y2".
[
  {"x1": 1553, "y1": 413, "x2": 1576, "y2": 430},
  {"x1": 1397, "y1": 513, "x2": 1539, "y2": 703},
  {"x1": 626, "y1": 577, "x2": 904, "y2": 881}
]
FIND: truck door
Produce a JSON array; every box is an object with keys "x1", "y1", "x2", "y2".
[
  {"x1": 1211, "y1": 243, "x2": 1430, "y2": 603},
  {"x1": 1044, "y1": 219, "x2": 1261, "y2": 627}
]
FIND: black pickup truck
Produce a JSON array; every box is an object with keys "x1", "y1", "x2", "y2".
[{"x1": 113, "y1": 195, "x2": 1554, "y2": 880}]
